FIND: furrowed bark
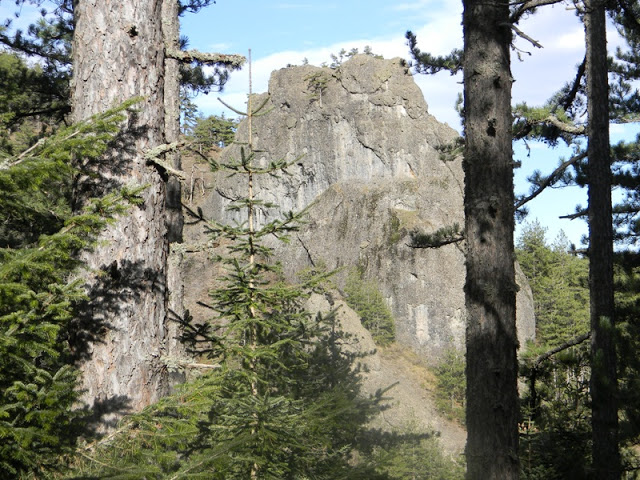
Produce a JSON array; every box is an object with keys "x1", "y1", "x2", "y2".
[{"x1": 463, "y1": 1, "x2": 519, "y2": 478}]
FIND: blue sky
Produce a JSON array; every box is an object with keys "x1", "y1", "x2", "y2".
[
  {"x1": 2, "y1": 0, "x2": 638, "y2": 247},
  {"x1": 182, "y1": 1, "x2": 622, "y2": 247}
]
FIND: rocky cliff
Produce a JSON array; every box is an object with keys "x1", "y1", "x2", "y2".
[{"x1": 194, "y1": 54, "x2": 535, "y2": 362}]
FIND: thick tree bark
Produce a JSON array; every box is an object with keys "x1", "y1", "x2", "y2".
[
  {"x1": 163, "y1": 0, "x2": 184, "y2": 244},
  {"x1": 585, "y1": 1, "x2": 620, "y2": 478},
  {"x1": 462, "y1": 1, "x2": 519, "y2": 478},
  {"x1": 72, "y1": 0, "x2": 175, "y2": 421},
  {"x1": 162, "y1": 0, "x2": 187, "y2": 387}
]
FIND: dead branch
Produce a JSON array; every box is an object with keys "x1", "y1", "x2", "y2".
[
  {"x1": 511, "y1": 23, "x2": 543, "y2": 48},
  {"x1": 144, "y1": 141, "x2": 187, "y2": 179},
  {"x1": 532, "y1": 332, "x2": 591, "y2": 369},
  {"x1": 165, "y1": 48, "x2": 245, "y2": 68},
  {"x1": 510, "y1": 0, "x2": 567, "y2": 24},
  {"x1": 515, "y1": 151, "x2": 586, "y2": 210}
]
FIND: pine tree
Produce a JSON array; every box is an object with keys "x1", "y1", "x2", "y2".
[
  {"x1": 408, "y1": 3, "x2": 519, "y2": 477},
  {"x1": 517, "y1": 222, "x2": 590, "y2": 346},
  {"x1": 176, "y1": 88, "x2": 385, "y2": 479},
  {"x1": 66, "y1": 78, "x2": 387, "y2": 480},
  {"x1": 344, "y1": 268, "x2": 396, "y2": 346},
  {"x1": 0, "y1": 100, "x2": 145, "y2": 479},
  {"x1": 584, "y1": 3, "x2": 620, "y2": 476},
  {"x1": 516, "y1": 224, "x2": 592, "y2": 479},
  {"x1": 462, "y1": 2, "x2": 519, "y2": 478},
  {"x1": 188, "y1": 113, "x2": 238, "y2": 149}
]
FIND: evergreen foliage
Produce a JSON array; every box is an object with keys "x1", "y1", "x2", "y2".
[
  {"x1": 327, "y1": 46, "x2": 382, "y2": 68},
  {"x1": 68, "y1": 97, "x2": 390, "y2": 479},
  {"x1": 405, "y1": 31, "x2": 462, "y2": 75},
  {"x1": 304, "y1": 71, "x2": 331, "y2": 106},
  {"x1": 409, "y1": 223, "x2": 464, "y2": 249},
  {"x1": 344, "y1": 268, "x2": 396, "y2": 346},
  {"x1": 0, "y1": 99, "x2": 144, "y2": 478},
  {"x1": 0, "y1": 51, "x2": 68, "y2": 154},
  {"x1": 370, "y1": 421, "x2": 465, "y2": 480},
  {"x1": 186, "y1": 113, "x2": 238, "y2": 149},
  {"x1": 516, "y1": 223, "x2": 593, "y2": 479},
  {"x1": 516, "y1": 222, "x2": 590, "y2": 346},
  {"x1": 433, "y1": 348, "x2": 465, "y2": 425},
  {"x1": 0, "y1": 4, "x2": 73, "y2": 128}
]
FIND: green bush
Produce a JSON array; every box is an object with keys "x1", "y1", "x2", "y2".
[
  {"x1": 434, "y1": 348, "x2": 466, "y2": 424},
  {"x1": 370, "y1": 420, "x2": 465, "y2": 480},
  {"x1": 187, "y1": 113, "x2": 238, "y2": 150},
  {"x1": 344, "y1": 269, "x2": 396, "y2": 346}
]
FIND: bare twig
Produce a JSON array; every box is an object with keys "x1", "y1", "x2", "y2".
[
  {"x1": 543, "y1": 114, "x2": 586, "y2": 134},
  {"x1": 510, "y1": 0, "x2": 566, "y2": 24},
  {"x1": 511, "y1": 23, "x2": 544, "y2": 48},
  {"x1": 515, "y1": 152, "x2": 586, "y2": 210}
]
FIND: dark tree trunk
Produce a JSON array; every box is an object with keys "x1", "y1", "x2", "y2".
[
  {"x1": 162, "y1": 0, "x2": 187, "y2": 388},
  {"x1": 462, "y1": 1, "x2": 519, "y2": 478},
  {"x1": 585, "y1": 1, "x2": 620, "y2": 478},
  {"x1": 71, "y1": 0, "x2": 177, "y2": 421}
]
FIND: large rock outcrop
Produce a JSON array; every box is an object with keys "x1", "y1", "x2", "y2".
[{"x1": 198, "y1": 54, "x2": 535, "y2": 361}]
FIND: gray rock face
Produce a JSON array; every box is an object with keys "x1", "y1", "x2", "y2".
[{"x1": 205, "y1": 55, "x2": 534, "y2": 361}]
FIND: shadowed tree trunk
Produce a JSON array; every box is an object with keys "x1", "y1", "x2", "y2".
[
  {"x1": 585, "y1": 1, "x2": 620, "y2": 478},
  {"x1": 462, "y1": 0, "x2": 519, "y2": 478},
  {"x1": 72, "y1": 0, "x2": 175, "y2": 423}
]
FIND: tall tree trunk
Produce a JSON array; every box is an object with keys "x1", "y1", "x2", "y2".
[
  {"x1": 162, "y1": 0, "x2": 187, "y2": 387},
  {"x1": 585, "y1": 1, "x2": 620, "y2": 478},
  {"x1": 72, "y1": 0, "x2": 174, "y2": 421},
  {"x1": 462, "y1": 1, "x2": 519, "y2": 478}
]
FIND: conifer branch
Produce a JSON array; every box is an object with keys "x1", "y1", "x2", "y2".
[
  {"x1": 560, "y1": 208, "x2": 587, "y2": 220},
  {"x1": 408, "y1": 223, "x2": 464, "y2": 249},
  {"x1": 3, "y1": 98, "x2": 142, "y2": 169},
  {"x1": 510, "y1": 0, "x2": 565, "y2": 24},
  {"x1": 405, "y1": 31, "x2": 463, "y2": 75},
  {"x1": 531, "y1": 332, "x2": 591, "y2": 369},
  {"x1": 560, "y1": 55, "x2": 586, "y2": 112},
  {"x1": 515, "y1": 151, "x2": 586, "y2": 210}
]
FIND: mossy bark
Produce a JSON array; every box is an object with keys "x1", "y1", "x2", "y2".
[{"x1": 72, "y1": 0, "x2": 173, "y2": 419}]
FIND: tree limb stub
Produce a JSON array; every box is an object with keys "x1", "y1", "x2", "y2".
[
  {"x1": 165, "y1": 48, "x2": 246, "y2": 68},
  {"x1": 544, "y1": 114, "x2": 586, "y2": 134},
  {"x1": 145, "y1": 141, "x2": 187, "y2": 180},
  {"x1": 510, "y1": 23, "x2": 543, "y2": 49}
]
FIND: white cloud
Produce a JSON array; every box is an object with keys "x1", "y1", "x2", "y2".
[
  {"x1": 552, "y1": 29, "x2": 584, "y2": 51},
  {"x1": 392, "y1": 0, "x2": 439, "y2": 12},
  {"x1": 207, "y1": 43, "x2": 232, "y2": 52},
  {"x1": 197, "y1": 6, "x2": 464, "y2": 126},
  {"x1": 197, "y1": 4, "x2": 632, "y2": 142}
]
